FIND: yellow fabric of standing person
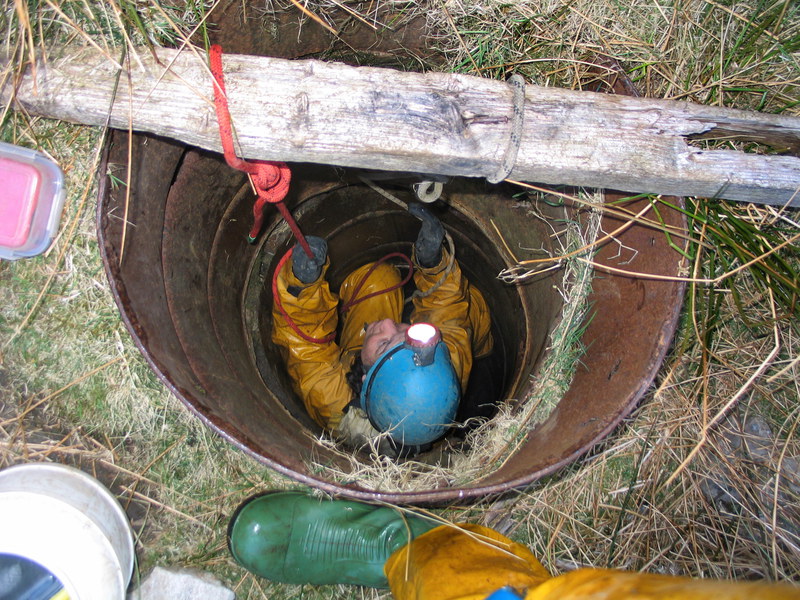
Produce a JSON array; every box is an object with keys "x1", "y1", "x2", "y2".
[{"x1": 385, "y1": 523, "x2": 800, "y2": 600}]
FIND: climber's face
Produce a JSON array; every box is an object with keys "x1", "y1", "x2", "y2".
[{"x1": 361, "y1": 318, "x2": 409, "y2": 367}]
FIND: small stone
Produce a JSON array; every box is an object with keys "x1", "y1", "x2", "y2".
[
  {"x1": 699, "y1": 469, "x2": 742, "y2": 513},
  {"x1": 128, "y1": 566, "x2": 235, "y2": 600},
  {"x1": 781, "y1": 456, "x2": 800, "y2": 494},
  {"x1": 743, "y1": 414, "x2": 774, "y2": 464}
]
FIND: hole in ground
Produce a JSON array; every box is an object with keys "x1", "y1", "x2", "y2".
[
  {"x1": 242, "y1": 172, "x2": 556, "y2": 462},
  {"x1": 98, "y1": 121, "x2": 686, "y2": 503}
]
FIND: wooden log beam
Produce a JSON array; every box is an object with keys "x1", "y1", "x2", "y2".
[{"x1": 2, "y1": 46, "x2": 799, "y2": 206}]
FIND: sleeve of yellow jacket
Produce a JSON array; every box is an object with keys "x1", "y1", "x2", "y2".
[
  {"x1": 411, "y1": 248, "x2": 475, "y2": 393},
  {"x1": 271, "y1": 255, "x2": 352, "y2": 431},
  {"x1": 385, "y1": 523, "x2": 551, "y2": 600}
]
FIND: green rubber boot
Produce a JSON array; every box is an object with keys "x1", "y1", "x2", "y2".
[{"x1": 227, "y1": 491, "x2": 438, "y2": 588}]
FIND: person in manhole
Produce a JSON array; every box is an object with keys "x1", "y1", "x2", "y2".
[
  {"x1": 227, "y1": 490, "x2": 800, "y2": 600},
  {"x1": 271, "y1": 202, "x2": 493, "y2": 456}
]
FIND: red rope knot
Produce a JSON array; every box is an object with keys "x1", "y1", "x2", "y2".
[
  {"x1": 209, "y1": 44, "x2": 311, "y2": 257},
  {"x1": 248, "y1": 160, "x2": 294, "y2": 243}
]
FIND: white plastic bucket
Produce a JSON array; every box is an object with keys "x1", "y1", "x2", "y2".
[{"x1": 0, "y1": 463, "x2": 135, "y2": 600}]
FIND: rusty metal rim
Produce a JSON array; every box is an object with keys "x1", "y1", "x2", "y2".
[
  {"x1": 97, "y1": 144, "x2": 687, "y2": 504},
  {"x1": 94, "y1": 0, "x2": 692, "y2": 505}
]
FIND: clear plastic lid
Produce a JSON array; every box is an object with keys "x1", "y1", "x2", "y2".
[{"x1": 0, "y1": 141, "x2": 66, "y2": 260}]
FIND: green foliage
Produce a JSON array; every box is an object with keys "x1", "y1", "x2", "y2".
[{"x1": 691, "y1": 198, "x2": 798, "y2": 320}]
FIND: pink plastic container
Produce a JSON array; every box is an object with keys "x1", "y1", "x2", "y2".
[{"x1": 0, "y1": 141, "x2": 66, "y2": 260}]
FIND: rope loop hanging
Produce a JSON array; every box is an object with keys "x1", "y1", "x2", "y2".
[
  {"x1": 209, "y1": 44, "x2": 312, "y2": 257},
  {"x1": 208, "y1": 49, "x2": 452, "y2": 346}
]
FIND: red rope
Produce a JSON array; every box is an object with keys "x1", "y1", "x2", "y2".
[
  {"x1": 339, "y1": 252, "x2": 413, "y2": 315},
  {"x1": 209, "y1": 46, "x2": 412, "y2": 344},
  {"x1": 209, "y1": 44, "x2": 312, "y2": 257}
]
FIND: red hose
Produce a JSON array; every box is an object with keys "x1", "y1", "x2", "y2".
[
  {"x1": 273, "y1": 250, "x2": 415, "y2": 345},
  {"x1": 272, "y1": 248, "x2": 335, "y2": 344},
  {"x1": 339, "y1": 252, "x2": 413, "y2": 315}
]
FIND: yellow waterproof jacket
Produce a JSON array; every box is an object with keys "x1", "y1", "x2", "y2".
[
  {"x1": 385, "y1": 524, "x2": 799, "y2": 600},
  {"x1": 271, "y1": 248, "x2": 493, "y2": 431}
]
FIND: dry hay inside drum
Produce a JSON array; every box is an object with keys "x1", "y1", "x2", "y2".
[{"x1": 307, "y1": 191, "x2": 603, "y2": 492}]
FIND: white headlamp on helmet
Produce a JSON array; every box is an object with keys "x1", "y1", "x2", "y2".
[{"x1": 359, "y1": 323, "x2": 460, "y2": 446}]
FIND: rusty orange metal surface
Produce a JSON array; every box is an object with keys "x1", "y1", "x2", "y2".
[{"x1": 96, "y1": 6, "x2": 686, "y2": 504}]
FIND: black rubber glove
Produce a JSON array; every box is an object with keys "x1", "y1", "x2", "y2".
[
  {"x1": 291, "y1": 236, "x2": 328, "y2": 284},
  {"x1": 408, "y1": 203, "x2": 444, "y2": 268}
]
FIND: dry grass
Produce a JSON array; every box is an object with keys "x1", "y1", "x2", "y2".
[
  {"x1": 1, "y1": 1, "x2": 799, "y2": 598},
  {"x1": 426, "y1": 0, "x2": 800, "y2": 113},
  {"x1": 512, "y1": 296, "x2": 800, "y2": 582}
]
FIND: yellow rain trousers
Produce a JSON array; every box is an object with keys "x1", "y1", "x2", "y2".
[
  {"x1": 271, "y1": 248, "x2": 493, "y2": 431},
  {"x1": 385, "y1": 524, "x2": 799, "y2": 600}
]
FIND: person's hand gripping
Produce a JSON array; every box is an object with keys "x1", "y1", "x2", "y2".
[
  {"x1": 409, "y1": 203, "x2": 444, "y2": 268},
  {"x1": 291, "y1": 236, "x2": 328, "y2": 284}
]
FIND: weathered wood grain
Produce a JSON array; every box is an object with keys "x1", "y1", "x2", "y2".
[{"x1": 2, "y1": 46, "x2": 799, "y2": 205}]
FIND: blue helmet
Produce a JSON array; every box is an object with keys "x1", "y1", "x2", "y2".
[{"x1": 360, "y1": 323, "x2": 460, "y2": 446}]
